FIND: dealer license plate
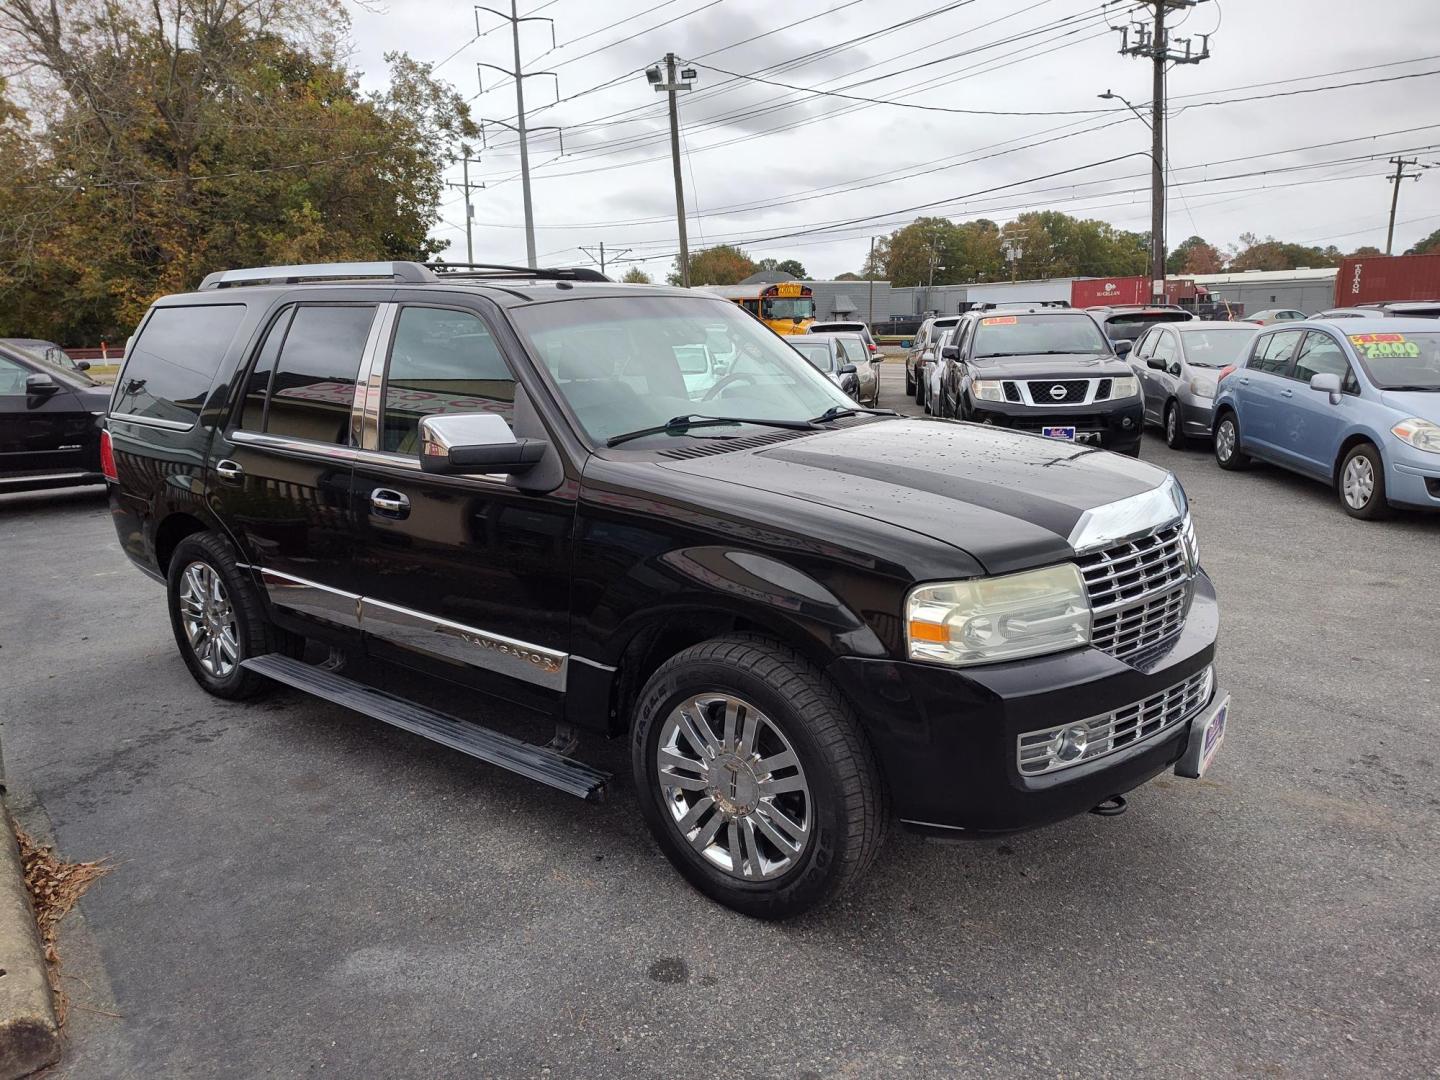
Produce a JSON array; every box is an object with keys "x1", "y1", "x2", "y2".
[
  {"x1": 1175, "y1": 694, "x2": 1229, "y2": 779},
  {"x1": 1041, "y1": 425, "x2": 1077, "y2": 442}
]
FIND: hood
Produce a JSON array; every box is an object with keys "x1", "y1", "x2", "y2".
[
  {"x1": 970, "y1": 353, "x2": 1130, "y2": 379},
  {"x1": 658, "y1": 418, "x2": 1175, "y2": 575},
  {"x1": 1380, "y1": 389, "x2": 1440, "y2": 420}
]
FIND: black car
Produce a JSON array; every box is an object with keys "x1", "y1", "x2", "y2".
[
  {"x1": 0, "y1": 341, "x2": 111, "y2": 494},
  {"x1": 933, "y1": 308, "x2": 1145, "y2": 455},
  {"x1": 105, "y1": 261, "x2": 1228, "y2": 918}
]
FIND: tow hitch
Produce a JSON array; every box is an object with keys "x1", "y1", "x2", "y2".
[{"x1": 1090, "y1": 794, "x2": 1127, "y2": 817}]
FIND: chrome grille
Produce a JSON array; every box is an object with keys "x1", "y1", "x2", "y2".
[
  {"x1": 1078, "y1": 522, "x2": 1192, "y2": 661},
  {"x1": 1027, "y1": 380, "x2": 1088, "y2": 403},
  {"x1": 1017, "y1": 666, "x2": 1214, "y2": 776}
]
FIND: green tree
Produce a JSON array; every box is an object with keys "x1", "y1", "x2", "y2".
[
  {"x1": 0, "y1": 0, "x2": 476, "y2": 341},
  {"x1": 620, "y1": 266, "x2": 652, "y2": 283},
  {"x1": 1404, "y1": 229, "x2": 1440, "y2": 255},
  {"x1": 752, "y1": 257, "x2": 808, "y2": 278},
  {"x1": 1348, "y1": 246, "x2": 1383, "y2": 258},
  {"x1": 670, "y1": 244, "x2": 756, "y2": 286},
  {"x1": 833, "y1": 271, "x2": 862, "y2": 281},
  {"x1": 1168, "y1": 236, "x2": 1224, "y2": 275}
]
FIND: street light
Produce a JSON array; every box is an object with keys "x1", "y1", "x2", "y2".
[{"x1": 1098, "y1": 89, "x2": 1151, "y2": 130}]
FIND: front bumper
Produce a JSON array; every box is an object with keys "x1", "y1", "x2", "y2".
[
  {"x1": 1178, "y1": 395, "x2": 1217, "y2": 437},
  {"x1": 968, "y1": 395, "x2": 1144, "y2": 451},
  {"x1": 1388, "y1": 443, "x2": 1440, "y2": 509},
  {"x1": 828, "y1": 571, "x2": 1220, "y2": 834}
]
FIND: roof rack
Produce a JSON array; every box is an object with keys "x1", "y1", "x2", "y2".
[
  {"x1": 426, "y1": 262, "x2": 611, "y2": 283},
  {"x1": 197, "y1": 259, "x2": 612, "y2": 291}
]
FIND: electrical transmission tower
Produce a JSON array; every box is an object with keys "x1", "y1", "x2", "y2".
[{"x1": 1115, "y1": 1, "x2": 1211, "y2": 300}]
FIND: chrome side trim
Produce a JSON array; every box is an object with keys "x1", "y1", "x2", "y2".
[
  {"x1": 572, "y1": 655, "x2": 618, "y2": 672},
  {"x1": 359, "y1": 596, "x2": 567, "y2": 691},
  {"x1": 229, "y1": 428, "x2": 357, "y2": 463},
  {"x1": 257, "y1": 568, "x2": 362, "y2": 629},
  {"x1": 107, "y1": 412, "x2": 194, "y2": 431},
  {"x1": 355, "y1": 303, "x2": 397, "y2": 451}
]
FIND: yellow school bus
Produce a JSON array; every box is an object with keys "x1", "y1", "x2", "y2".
[{"x1": 701, "y1": 281, "x2": 816, "y2": 335}]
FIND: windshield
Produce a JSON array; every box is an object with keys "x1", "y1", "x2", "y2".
[
  {"x1": 512, "y1": 296, "x2": 854, "y2": 443},
  {"x1": 761, "y1": 297, "x2": 815, "y2": 321},
  {"x1": 1177, "y1": 328, "x2": 1258, "y2": 368},
  {"x1": 973, "y1": 313, "x2": 1109, "y2": 358},
  {"x1": 1104, "y1": 312, "x2": 1192, "y2": 342},
  {"x1": 790, "y1": 340, "x2": 838, "y2": 373},
  {"x1": 0, "y1": 343, "x2": 99, "y2": 387},
  {"x1": 1347, "y1": 332, "x2": 1440, "y2": 389}
]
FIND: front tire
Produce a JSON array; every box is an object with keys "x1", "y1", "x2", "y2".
[
  {"x1": 1338, "y1": 443, "x2": 1391, "y2": 520},
  {"x1": 904, "y1": 366, "x2": 915, "y2": 395},
  {"x1": 631, "y1": 636, "x2": 888, "y2": 919},
  {"x1": 1164, "y1": 402, "x2": 1187, "y2": 449},
  {"x1": 1214, "y1": 411, "x2": 1249, "y2": 470},
  {"x1": 166, "y1": 533, "x2": 295, "y2": 699}
]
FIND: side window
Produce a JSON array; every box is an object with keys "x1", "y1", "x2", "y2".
[
  {"x1": 741, "y1": 300, "x2": 760, "y2": 317},
  {"x1": 1150, "y1": 331, "x2": 1177, "y2": 364},
  {"x1": 0, "y1": 354, "x2": 29, "y2": 395},
  {"x1": 1292, "y1": 332, "x2": 1357, "y2": 391},
  {"x1": 381, "y1": 307, "x2": 515, "y2": 454},
  {"x1": 264, "y1": 305, "x2": 376, "y2": 445},
  {"x1": 113, "y1": 304, "x2": 247, "y2": 424},
  {"x1": 237, "y1": 307, "x2": 294, "y2": 431},
  {"x1": 1250, "y1": 330, "x2": 1302, "y2": 374},
  {"x1": 1132, "y1": 329, "x2": 1154, "y2": 359}
]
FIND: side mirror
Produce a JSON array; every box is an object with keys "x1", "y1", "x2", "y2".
[
  {"x1": 75, "y1": 360, "x2": 92, "y2": 371},
  {"x1": 1114, "y1": 340, "x2": 1133, "y2": 358},
  {"x1": 419, "y1": 412, "x2": 546, "y2": 475},
  {"x1": 25, "y1": 373, "x2": 60, "y2": 398},
  {"x1": 838, "y1": 363, "x2": 858, "y2": 375},
  {"x1": 1309, "y1": 372, "x2": 1343, "y2": 405},
  {"x1": 940, "y1": 345, "x2": 960, "y2": 360},
  {"x1": 1146, "y1": 355, "x2": 1165, "y2": 369},
  {"x1": 869, "y1": 355, "x2": 882, "y2": 364}
]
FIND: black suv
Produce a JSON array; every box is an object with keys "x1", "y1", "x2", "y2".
[
  {"x1": 933, "y1": 307, "x2": 1145, "y2": 454},
  {"x1": 105, "y1": 261, "x2": 1228, "y2": 918}
]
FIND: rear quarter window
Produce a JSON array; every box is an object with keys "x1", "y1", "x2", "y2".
[{"x1": 113, "y1": 304, "x2": 247, "y2": 425}]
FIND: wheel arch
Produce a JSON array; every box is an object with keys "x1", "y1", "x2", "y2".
[
  {"x1": 154, "y1": 512, "x2": 212, "y2": 575},
  {"x1": 1333, "y1": 431, "x2": 1381, "y2": 486}
]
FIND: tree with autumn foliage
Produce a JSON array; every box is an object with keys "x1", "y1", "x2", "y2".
[
  {"x1": 670, "y1": 244, "x2": 757, "y2": 286},
  {"x1": 1405, "y1": 230, "x2": 1440, "y2": 256},
  {"x1": 0, "y1": 0, "x2": 477, "y2": 342},
  {"x1": 620, "y1": 266, "x2": 652, "y2": 283},
  {"x1": 1167, "y1": 236, "x2": 1224, "y2": 275}
]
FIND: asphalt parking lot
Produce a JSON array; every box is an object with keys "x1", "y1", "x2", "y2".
[{"x1": 2, "y1": 360, "x2": 1437, "y2": 1079}]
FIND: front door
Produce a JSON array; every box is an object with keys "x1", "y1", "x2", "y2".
[
  {"x1": 209, "y1": 296, "x2": 386, "y2": 634},
  {"x1": 0, "y1": 353, "x2": 92, "y2": 480},
  {"x1": 1282, "y1": 330, "x2": 1359, "y2": 479},
  {"x1": 1145, "y1": 329, "x2": 1180, "y2": 424},
  {"x1": 348, "y1": 302, "x2": 577, "y2": 712}
]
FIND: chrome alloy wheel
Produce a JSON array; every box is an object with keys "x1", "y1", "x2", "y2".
[
  {"x1": 1215, "y1": 419, "x2": 1237, "y2": 461},
  {"x1": 1342, "y1": 454, "x2": 1375, "y2": 510},
  {"x1": 178, "y1": 561, "x2": 239, "y2": 678},
  {"x1": 656, "y1": 693, "x2": 812, "y2": 882}
]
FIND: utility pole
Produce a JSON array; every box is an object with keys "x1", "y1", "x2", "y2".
[
  {"x1": 647, "y1": 56, "x2": 697, "y2": 286},
  {"x1": 446, "y1": 155, "x2": 485, "y2": 264},
  {"x1": 474, "y1": 4, "x2": 559, "y2": 267},
  {"x1": 1384, "y1": 157, "x2": 1421, "y2": 255},
  {"x1": 1116, "y1": 1, "x2": 1211, "y2": 302},
  {"x1": 867, "y1": 236, "x2": 876, "y2": 327},
  {"x1": 579, "y1": 241, "x2": 631, "y2": 278}
]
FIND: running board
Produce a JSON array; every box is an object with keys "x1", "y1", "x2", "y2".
[{"x1": 242, "y1": 654, "x2": 610, "y2": 801}]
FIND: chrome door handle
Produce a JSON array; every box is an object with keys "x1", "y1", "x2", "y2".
[
  {"x1": 1237, "y1": 377, "x2": 1250, "y2": 385},
  {"x1": 214, "y1": 459, "x2": 244, "y2": 482},
  {"x1": 370, "y1": 488, "x2": 410, "y2": 518}
]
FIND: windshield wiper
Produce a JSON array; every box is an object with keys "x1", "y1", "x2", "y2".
[
  {"x1": 605, "y1": 414, "x2": 819, "y2": 448},
  {"x1": 811, "y1": 405, "x2": 897, "y2": 423},
  {"x1": 1381, "y1": 384, "x2": 1439, "y2": 391}
]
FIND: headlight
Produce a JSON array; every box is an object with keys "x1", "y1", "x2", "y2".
[
  {"x1": 1110, "y1": 375, "x2": 1140, "y2": 398},
  {"x1": 972, "y1": 379, "x2": 1005, "y2": 402},
  {"x1": 1188, "y1": 375, "x2": 1217, "y2": 398},
  {"x1": 1392, "y1": 417, "x2": 1440, "y2": 454},
  {"x1": 906, "y1": 564, "x2": 1091, "y2": 666}
]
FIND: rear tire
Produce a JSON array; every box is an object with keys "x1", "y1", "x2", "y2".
[
  {"x1": 1338, "y1": 443, "x2": 1391, "y2": 520},
  {"x1": 630, "y1": 635, "x2": 888, "y2": 920},
  {"x1": 914, "y1": 368, "x2": 926, "y2": 405},
  {"x1": 166, "y1": 533, "x2": 297, "y2": 700},
  {"x1": 1214, "y1": 411, "x2": 1249, "y2": 471},
  {"x1": 904, "y1": 367, "x2": 915, "y2": 396}
]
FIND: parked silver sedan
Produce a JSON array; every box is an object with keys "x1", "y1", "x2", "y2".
[
  {"x1": 1129, "y1": 321, "x2": 1259, "y2": 447},
  {"x1": 790, "y1": 333, "x2": 879, "y2": 406}
]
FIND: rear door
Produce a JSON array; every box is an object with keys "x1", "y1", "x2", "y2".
[
  {"x1": 1144, "y1": 330, "x2": 1181, "y2": 424},
  {"x1": 1235, "y1": 329, "x2": 1303, "y2": 455},
  {"x1": 347, "y1": 301, "x2": 576, "y2": 711},
  {"x1": 209, "y1": 297, "x2": 385, "y2": 633}
]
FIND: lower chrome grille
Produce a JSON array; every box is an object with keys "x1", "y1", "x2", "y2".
[
  {"x1": 1078, "y1": 522, "x2": 1192, "y2": 661},
  {"x1": 1017, "y1": 666, "x2": 1214, "y2": 776},
  {"x1": 1003, "y1": 381, "x2": 1022, "y2": 402}
]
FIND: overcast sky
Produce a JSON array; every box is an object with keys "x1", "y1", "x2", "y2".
[{"x1": 345, "y1": 0, "x2": 1440, "y2": 279}]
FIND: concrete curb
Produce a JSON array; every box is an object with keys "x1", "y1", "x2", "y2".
[{"x1": 0, "y1": 793, "x2": 61, "y2": 1079}]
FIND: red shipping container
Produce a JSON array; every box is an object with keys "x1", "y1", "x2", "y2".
[
  {"x1": 1335, "y1": 254, "x2": 1440, "y2": 305},
  {"x1": 1071, "y1": 276, "x2": 1199, "y2": 308}
]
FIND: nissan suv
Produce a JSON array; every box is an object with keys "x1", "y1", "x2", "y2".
[
  {"x1": 103, "y1": 261, "x2": 1228, "y2": 918},
  {"x1": 932, "y1": 307, "x2": 1145, "y2": 455}
]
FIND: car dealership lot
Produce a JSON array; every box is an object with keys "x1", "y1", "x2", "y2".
[{"x1": 0, "y1": 365, "x2": 1436, "y2": 1078}]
